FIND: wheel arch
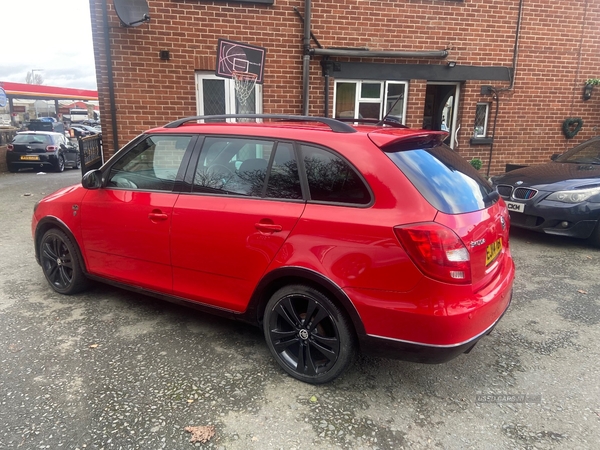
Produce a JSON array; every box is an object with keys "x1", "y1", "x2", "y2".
[
  {"x1": 34, "y1": 217, "x2": 87, "y2": 273},
  {"x1": 246, "y1": 267, "x2": 366, "y2": 338}
]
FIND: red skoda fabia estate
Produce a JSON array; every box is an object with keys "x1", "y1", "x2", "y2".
[{"x1": 32, "y1": 115, "x2": 514, "y2": 384}]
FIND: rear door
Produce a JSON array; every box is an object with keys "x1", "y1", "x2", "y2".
[{"x1": 171, "y1": 136, "x2": 305, "y2": 312}]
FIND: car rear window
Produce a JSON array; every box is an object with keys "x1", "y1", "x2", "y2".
[
  {"x1": 385, "y1": 143, "x2": 496, "y2": 214},
  {"x1": 14, "y1": 134, "x2": 51, "y2": 145}
]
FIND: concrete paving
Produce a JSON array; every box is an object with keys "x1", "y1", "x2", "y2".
[{"x1": 1, "y1": 169, "x2": 599, "y2": 449}]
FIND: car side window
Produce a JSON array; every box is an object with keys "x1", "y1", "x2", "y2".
[
  {"x1": 265, "y1": 143, "x2": 303, "y2": 200},
  {"x1": 300, "y1": 144, "x2": 371, "y2": 205},
  {"x1": 193, "y1": 137, "x2": 268, "y2": 197},
  {"x1": 193, "y1": 137, "x2": 267, "y2": 196},
  {"x1": 107, "y1": 135, "x2": 191, "y2": 191}
]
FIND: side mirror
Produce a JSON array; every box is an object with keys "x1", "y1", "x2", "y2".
[
  {"x1": 82, "y1": 169, "x2": 102, "y2": 190},
  {"x1": 550, "y1": 153, "x2": 560, "y2": 161}
]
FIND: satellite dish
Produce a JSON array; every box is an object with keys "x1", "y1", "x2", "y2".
[{"x1": 113, "y1": 0, "x2": 151, "y2": 27}]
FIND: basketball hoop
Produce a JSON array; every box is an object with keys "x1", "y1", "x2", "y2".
[{"x1": 232, "y1": 71, "x2": 257, "y2": 103}]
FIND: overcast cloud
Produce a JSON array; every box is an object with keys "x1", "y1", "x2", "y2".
[{"x1": 1, "y1": 0, "x2": 97, "y2": 91}]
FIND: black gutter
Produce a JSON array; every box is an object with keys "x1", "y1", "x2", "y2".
[{"x1": 310, "y1": 48, "x2": 448, "y2": 59}]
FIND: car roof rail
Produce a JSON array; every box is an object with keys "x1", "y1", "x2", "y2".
[{"x1": 163, "y1": 114, "x2": 357, "y2": 133}]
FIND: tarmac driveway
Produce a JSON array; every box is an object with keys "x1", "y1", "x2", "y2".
[{"x1": 0, "y1": 169, "x2": 599, "y2": 449}]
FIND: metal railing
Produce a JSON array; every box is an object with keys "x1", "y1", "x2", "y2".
[{"x1": 79, "y1": 134, "x2": 104, "y2": 176}]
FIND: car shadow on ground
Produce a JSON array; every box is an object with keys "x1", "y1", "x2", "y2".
[{"x1": 509, "y1": 227, "x2": 596, "y2": 250}]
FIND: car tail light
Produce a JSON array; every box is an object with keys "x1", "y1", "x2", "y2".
[
  {"x1": 7, "y1": 144, "x2": 13, "y2": 151},
  {"x1": 46, "y1": 145, "x2": 58, "y2": 152},
  {"x1": 394, "y1": 222, "x2": 471, "y2": 284}
]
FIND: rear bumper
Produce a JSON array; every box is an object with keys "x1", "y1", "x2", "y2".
[
  {"x1": 358, "y1": 292, "x2": 511, "y2": 363},
  {"x1": 346, "y1": 253, "x2": 515, "y2": 361},
  {"x1": 7, "y1": 153, "x2": 59, "y2": 170}
]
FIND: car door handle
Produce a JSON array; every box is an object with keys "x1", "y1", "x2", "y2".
[
  {"x1": 149, "y1": 212, "x2": 168, "y2": 221},
  {"x1": 255, "y1": 222, "x2": 283, "y2": 232}
]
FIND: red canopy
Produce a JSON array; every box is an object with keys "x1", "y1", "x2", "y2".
[{"x1": 0, "y1": 81, "x2": 97, "y2": 101}]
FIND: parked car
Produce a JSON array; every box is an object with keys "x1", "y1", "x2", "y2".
[
  {"x1": 492, "y1": 136, "x2": 600, "y2": 246},
  {"x1": 27, "y1": 119, "x2": 65, "y2": 134},
  {"x1": 32, "y1": 114, "x2": 514, "y2": 384},
  {"x1": 6, "y1": 131, "x2": 80, "y2": 173},
  {"x1": 77, "y1": 124, "x2": 101, "y2": 135},
  {"x1": 82, "y1": 119, "x2": 101, "y2": 128},
  {"x1": 69, "y1": 124, "x2": 94, "y2": 138}
]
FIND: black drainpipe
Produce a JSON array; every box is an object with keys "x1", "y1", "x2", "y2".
[
  {"x1": 320, "y1": 59, "x2": 334, "y2": 117},
  {"x1": 301, "y1": 0, "x2": 312, "y2": 115},
  {"x1": 486, "y1": 0, "x2": 524, "y2": 177},
  {"x1": 101, "y1": 0, "x2": 119, "y2": 154}
]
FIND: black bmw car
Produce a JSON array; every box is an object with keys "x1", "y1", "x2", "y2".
[{"x1": 492, "y1": 136, "x2": 600, "y2": 246}]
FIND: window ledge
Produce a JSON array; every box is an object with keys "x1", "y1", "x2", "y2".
[{"x1": 470, "y1": 137, "x2": 493, "y2": 145}]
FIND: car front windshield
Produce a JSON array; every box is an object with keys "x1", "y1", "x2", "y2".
[{"x1": 556, "y1": 139, "x2": 600, "y2": 164}]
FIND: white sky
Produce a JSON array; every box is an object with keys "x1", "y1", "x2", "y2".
[{"x1": 1, "y1": 0, "x2": 97, "y2": 90}]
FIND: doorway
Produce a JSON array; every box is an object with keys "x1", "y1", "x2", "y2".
[{"x1": 422, "y1": 82, "x2": 460, "y2": 148}]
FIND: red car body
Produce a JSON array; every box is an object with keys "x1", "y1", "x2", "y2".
[{"x1": 32, "y1": 115, "x2": 514, "y2": 383}]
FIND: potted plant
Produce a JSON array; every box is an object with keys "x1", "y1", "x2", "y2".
[
  {"x1": 469, "y1": 157, "x2": 483, "y2": 171},
  {"x1": 583, "y1": 78, "x2": 600, "y2": 100}
]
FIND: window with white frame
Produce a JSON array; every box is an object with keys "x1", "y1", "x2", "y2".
[
  {"x1": 333, "y1": 80, "x2": 408, "y2": 124},
  {"x1": 474, "y1": 103, "x2": 490, "y2": 138},
  {"x1": 195, "y1": 72, "x2": 262, "y2": 117}
]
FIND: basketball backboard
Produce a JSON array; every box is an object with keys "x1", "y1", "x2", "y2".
[{"x1": 216, "y1": 39, "x2": 266, "y2": 84}]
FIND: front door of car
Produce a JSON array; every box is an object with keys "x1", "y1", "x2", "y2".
[
  {"x1": 171, "y1": 137, "x2": 305, "y2": 312},
  {"x1": 80, "y1": 134, "x2": 195, "y2": 292}
]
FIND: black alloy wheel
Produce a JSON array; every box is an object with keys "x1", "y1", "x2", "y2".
[
  {"x1": 263, "y1": 285, "x2": 355, "y2": 384},
  {"x1": 40, "y1": 229, "x2": 89, "y2": 295},
  {"x1": 55, "y1": 154, "x2": 65, "y2": 172}
]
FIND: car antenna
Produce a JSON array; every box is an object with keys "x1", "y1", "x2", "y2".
[{"x1": 376, "y1": 94, "x2": 403, "y2": 126}]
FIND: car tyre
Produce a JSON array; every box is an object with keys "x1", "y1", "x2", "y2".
[
  {"x1": 263, "y1": 284, "x2": 355, "y2": 384},
  {"x1": 55, "y1": 154, "x2": 65, "y2": 172},
  {"x1": 74, "y1": 154, "x2": 82, "y2": 170},
  {"x1": 40, "y1": 229, "x2": 89, "y2": 295}
]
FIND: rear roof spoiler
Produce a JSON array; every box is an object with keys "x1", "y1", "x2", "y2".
[{"x1": 368, "y1": 131, "x2": 448, "y2": 151}]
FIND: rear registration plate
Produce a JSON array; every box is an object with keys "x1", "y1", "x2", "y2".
[
  {"x1": 20, "y1": 155, "x2": 40, "y2": 161},
  {"x1": 506, "y1": 201, "x2": 525, "y2": 213},
  {"x1": 486, "y1": 239, "x2": 502, "y2": 266}
]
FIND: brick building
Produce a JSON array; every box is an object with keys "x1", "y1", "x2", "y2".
[{"x1": 89, "y1": 0, "x2": 600, "y2": 175}]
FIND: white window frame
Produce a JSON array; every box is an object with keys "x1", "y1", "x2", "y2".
[
  {"x1": 384, "y1": 81, "x2": 408, "y2": 125},
  {"x1": 474, "y1": 102, "x2": 490, "y2": 138},
  {"x1": 195, "y1": 72, "x2": 263, "y2": 117},
  {"x1": 333, "y1": 80, "x2": 408, "y2": 125}
]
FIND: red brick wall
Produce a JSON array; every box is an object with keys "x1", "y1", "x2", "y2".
[{"x1": 89, "y1": 0, "x2": 600, "y2": 175}]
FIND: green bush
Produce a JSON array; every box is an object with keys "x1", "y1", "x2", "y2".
[{"x1": 469, "y1": 158, "x2": 483, "y2": 171}]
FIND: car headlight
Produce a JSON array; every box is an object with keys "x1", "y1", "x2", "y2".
[{"x1": 546, "y1": 186, "x2": 600, "y2": 203}]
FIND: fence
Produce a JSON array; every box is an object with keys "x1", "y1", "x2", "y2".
[
  {"x1": 79, "y1": 134, "x2": 104, "y2": 176},
  {"x1": 0, "y1": 128, "x2": 17, "y2": 146},
  {"x1": 0, "y1": 128, "x2": 18, "y2": 173}
]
